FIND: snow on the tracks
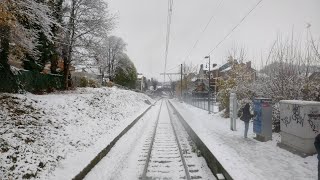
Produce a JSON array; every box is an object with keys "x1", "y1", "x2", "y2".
[
  {"x1": 0, "y1": 87, "x2": 153, "y2": 179},
  {"x1": 170, "y1": 100, "x2": 317, "y2": 180},
  {"x1": 85, "y1": 100, "x2": 216, "y2": 180}
]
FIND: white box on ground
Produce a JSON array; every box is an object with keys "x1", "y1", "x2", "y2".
[
  {"x1": 280, "y1": 100, "x2": 320, "y2": 154},
  {"x1": 230, "y1": 93, "x2": 237, "y2": 131}
]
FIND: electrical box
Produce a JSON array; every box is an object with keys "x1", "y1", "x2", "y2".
[
  {"x1": 253, "y1": 98, "x2": 272, "y2": 141},
  {"x1": 280, "y1": 100, "x2": 320, "y2": 154}
]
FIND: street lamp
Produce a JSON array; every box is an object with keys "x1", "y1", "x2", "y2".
[{"x1": 205, "y1": 56, "x2": 211, "y2": 114}]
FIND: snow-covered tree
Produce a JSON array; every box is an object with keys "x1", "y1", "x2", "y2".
[
  {"x1": 175, "y1": 63, "x2": 198, "y2": 97},
  {"x1": 0, "y1": 0, "x2": 57, "y2": 92},
  {"x1": 113, "y1": 53, "x2": 137, "y2": 89},
  {"x1": 93, "y1": 35, "x2": 126, "y2": 82},
  {"x1": 0, "y1": 0, "x2": 56, "y2": 64},
  {"x1": 61, "y1": 0, "x2": 115, "y2": 88}
]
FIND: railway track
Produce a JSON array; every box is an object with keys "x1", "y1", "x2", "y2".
[
  {"x1": 85, "y1": 99, "x2": 215, "y2": 180},
  {"x1": 141, "y1": 100, "x2": 215, "y2": 180}
]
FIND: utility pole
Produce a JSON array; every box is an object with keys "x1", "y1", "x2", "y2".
[
  {"x1": 205, "y1": 56, "x2": 211, "y2": 114},
  {"x1": 180, "y1": 64, "x2": 183, "y2": 100}
]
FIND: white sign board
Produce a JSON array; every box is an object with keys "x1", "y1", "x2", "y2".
[{"x1": 230, "y1": 93, "x2": 237, "y2": 131}]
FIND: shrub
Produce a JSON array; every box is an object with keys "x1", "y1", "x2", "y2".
[
  {"x1": 88, "y1": 79, "x2": 98, "y2": 88},
  {"x1": 80, "y1": 77, "x2": 88, "y2": 87}
]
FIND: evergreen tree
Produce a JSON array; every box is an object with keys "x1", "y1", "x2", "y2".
[{"x1": 113, "y1": 53, "x2": 137, "y2": 89}]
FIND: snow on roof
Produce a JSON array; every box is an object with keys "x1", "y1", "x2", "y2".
[
  {"x1": 74, "y1": 65, "x2": 101, "y2": 75},
  {"x1": 220, "y1": 66, "x2": 232, "y2": 72},
  {"x1": 201, "y1": 63, "x2": 222, "y2": 71}
]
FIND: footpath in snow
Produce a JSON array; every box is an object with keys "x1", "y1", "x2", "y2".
[
  {"x1": 170, "y1": 100, "x2": 317, "y2": 180},
  {"x1": 0, "y1": 87, "x2": 154, "y2": 179}
]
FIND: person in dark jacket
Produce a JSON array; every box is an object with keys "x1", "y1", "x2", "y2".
[
  {"x1": 315, "y1": 134, "x2": 320, "y2": 180},
  {"x1": 241, "y1": 103, "x2": 252, "y2": 138}
]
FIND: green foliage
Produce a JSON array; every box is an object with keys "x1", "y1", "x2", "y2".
[
  {"x1": 23, "y1": 55, "x2": 43, "y2": 72},
  {"x1": 113, "y1": 54, "x2": 137, "y2": 89},
  {"x1": 79, "y1": 77, "x2": 88, "y2": 87},
  {"x1": 0, "y1": 70, "x2": 64, "y2": 93}
]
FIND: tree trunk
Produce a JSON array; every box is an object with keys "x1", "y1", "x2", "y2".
[
  {"x1": 63, "y1": 0, "x2": 76, "y2": 89},
  {"x1": 0, "y1": 24, "x2": 18, "y2": 92},
  {"x1": 0, "y1": 24, "x2": 10, "y2": 67}
]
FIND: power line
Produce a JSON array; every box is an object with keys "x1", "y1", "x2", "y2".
[
  {"x1": 163, "y1": 0, "x2": 174, "y2": 82},
  {"x1": 207, "y1": 0, "x2": 264, "y2": 55},
  {"x1": 166, "y1": 64, "x2": 180, "y2": 72},
  {"x1": 184, "y1": 0, "x2": 225, "y2": 61}
]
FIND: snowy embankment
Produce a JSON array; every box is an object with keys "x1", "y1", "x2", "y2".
[
  {"x1": 0, "y1": 87, "x2": 153, "y2": 179},
  {"x1": 170, "y1": 100, "x2": 317, "y2": 180}
]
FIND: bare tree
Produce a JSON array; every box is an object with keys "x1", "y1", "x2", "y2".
[
  {"x1": 175, "y1": 62, "x2": 198, "y2": 96},
  {"x1": 92, "y1": 35, "x2": 126, "y2": 83},
  {"x1": 257, "y1": 33, "x2": 319, "y2": 101},
  {"x1": 107, "y1": 36, "x2": 126, "y2": 80},
  {"x1": 62, "y1": 0, "x2": 115, "y2": 88},
  {"x1": 227, "y1": 44, "x2": 247, "y2": 63}
]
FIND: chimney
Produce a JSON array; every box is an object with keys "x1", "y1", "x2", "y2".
[{"x1": 246, "y1": 61, "x2": 251, "y2": 69}]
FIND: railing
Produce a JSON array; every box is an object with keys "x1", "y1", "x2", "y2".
[{"x1": 184, "y1": 93, "x2": 219, "y2": 113}]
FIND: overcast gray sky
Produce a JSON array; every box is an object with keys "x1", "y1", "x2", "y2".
[{"x1": 108, "y1": 0, "x2": 320, "y2": 81}]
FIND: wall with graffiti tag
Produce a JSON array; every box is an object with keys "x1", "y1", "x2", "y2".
[{"x1": 280, "y1": 100, "x2": 320, "y2": 154}]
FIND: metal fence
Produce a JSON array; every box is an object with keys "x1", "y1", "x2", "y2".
[
  {"x1": 184, "y1": 92, "x2": 219, "y2": 113},
  {"x1": 0, "y1": 70, "x2": 64, "y2": 93}
]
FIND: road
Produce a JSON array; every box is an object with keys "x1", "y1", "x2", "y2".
[{"x1": 84, "y1": 99, "x2": 216, "y2": 180}]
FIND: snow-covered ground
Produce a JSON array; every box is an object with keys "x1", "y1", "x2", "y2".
[
  {"x1": 85, "y1": 100, "x2": 215, "y2": 180},
  {"x1": 0, "y1": 87, "x2": 153, "y2": 179},
  {"x1": 170, "y1": 100, "x2": 318, "y2": 180}
]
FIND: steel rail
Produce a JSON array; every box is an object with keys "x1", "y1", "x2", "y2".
[
  {"x1": 141, "y1": 100, "x2": 163, "y2": 179},
  {"x1": 166, "y1": 100, "x2": 191, "y2": 180}
]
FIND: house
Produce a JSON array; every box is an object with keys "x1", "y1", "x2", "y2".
[
  {"x1": 71, "y1": 65, "x2": 102, "y2": 86},
  {"x1": 194, "y1": 57, "x2": 256, "y2": 94},
  {"x1": 309, "y1": 72, "x2": 320, "y2": 82},
  {"x1": 136, "y1": 74, "x2": 146, "y2": 91},
  {"x1": 218, "y1": 57, "x2": 256, "y2": 82}
]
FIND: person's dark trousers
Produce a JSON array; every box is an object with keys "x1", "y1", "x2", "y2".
[{"x1": 314, "y1": 134, "x2": 320, "y2": 180}]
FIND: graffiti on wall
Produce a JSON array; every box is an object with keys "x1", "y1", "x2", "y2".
[
  {"x1": 281, "y1": 105, "x2": 305, "y2": 127},
  {"x1": 281, "y1": 105, "x2": 320, "y2": 133},
  {"x1": 307, "y1": 109, "x2": 320, "y2": 133}
]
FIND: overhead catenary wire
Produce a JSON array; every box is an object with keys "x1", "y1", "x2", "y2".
[
  {"x1": 166, "y1": 64, "x2": 180, "y2": 72},
  {"x1": 163, "y1": 0, "x2": 174, "y2": 83},
  {"x1": 207, "y1": 0, "x2": 264, "y2": 56},
  {"x1": 184, "y1": 0, "x2": 225, "y2": 61}
]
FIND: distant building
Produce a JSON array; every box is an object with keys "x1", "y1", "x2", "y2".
[
  {"x1": 219, "y1": 58, "x2": 256, "y2": 82},
  {"x1": 194, "y1": 57, "x2": 256, "y2": 94},
  {"x1": 136, "y1": 74, "x2": 146, "y2": 91},
  {"x1": 309, "y1": 72, "x2": 320, "y2": 82}
]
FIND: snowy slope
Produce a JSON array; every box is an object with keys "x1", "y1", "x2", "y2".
[
  {"x1": 0, "y1": 87, "x2": 153, "y2": 179},
  {"x1": 170, "y1": 100, "x2": 317, "y2": 180}
]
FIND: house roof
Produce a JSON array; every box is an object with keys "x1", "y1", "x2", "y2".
[{"x1": 309, "y1": 72, "x2": 320, "y2": 81}]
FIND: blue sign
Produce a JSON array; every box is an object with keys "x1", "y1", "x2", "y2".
[
  {"x1": 253, "y1": 100, "x2": 262, "y2": 134},
  {"x1": 253, "y1": 98, "x2": 272, "y2": 134}
]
